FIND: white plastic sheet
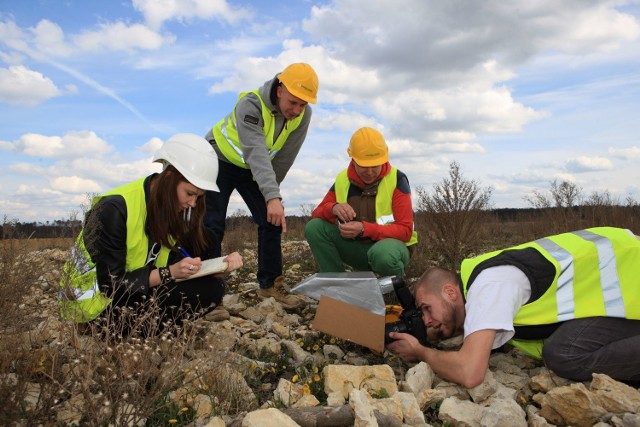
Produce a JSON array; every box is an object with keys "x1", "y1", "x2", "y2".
[{"x1": 291, "y1": 272, "x2": 386, "y2": 315}]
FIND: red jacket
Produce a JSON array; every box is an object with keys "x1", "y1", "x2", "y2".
[{"x1": 311, "y1": 162, "x2": 415, "y2": 242}]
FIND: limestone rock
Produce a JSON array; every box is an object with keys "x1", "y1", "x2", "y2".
[
  {"x1": 541, "y1": 382, "x2": 607, "y2": 427},
  {"x1": 590, "y1": 373, "x2": 640, "y2": 413},
  {"x1": 467, "y1": 369, "x2": 498, "y2": 403},
  {"x1": 324, "y1": 364, "x2": 398, "y2": 400},
  {"x1": 438, "y1": 396, "x2": 483, "y2": 426},
  {"x1": 349, "y1": 388, "x2": 379, "y2": 427},
  {"x1": 402, "y1": 361, "x2": 435, "y2": 395},
  {"x1": 274, "y1": 378, "x2": 305, "y2": 407},
  {"x1": 241, "y1": 407, "x2": 300, "y2": 427},
  {"x1": 393, "y1": 391, "x2": 426, "y2": 425},
  {"x1": 479, "y1": 397, "x2": 527, "y2": 427}
]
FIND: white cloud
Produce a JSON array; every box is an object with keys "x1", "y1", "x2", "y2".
[
  {"x1": 73, "y1": 21, "x2": 175, "y2": 52},
  {"x1": 0, "y1": 18, "x2": 29, "y2": 54},
  {"x1": 68, "y1": 157, "x2": 159, "y2": 187},
  {"x1": 304, "y1": 0, "x2": 640, "y2": 73},
  {"x1": 31, "y1": 19, "x2": 74, "y2": 56},
  {"x1": 132, "y1": 0, "x2": 253, "y2": 30},
  {"x1": 492, "y1": 170, "x2": 557, "y2": 186},
  {"x1": 0, "y1": 199, "x2": 31, "y2": 216},
  {"x1": 9, "y1": 163, "x2": 48, "y2": 175},
  {"x1": 298, "y1": 0, "x2": 635, "y2": 139},
  {"x1": 49, "y1": 176, "x2": 103, "y2": 194},
  {"x1": 565, "y1": 156, "x2": 614, "y2": 172},
  {"x1": 13, "y1": 131, "x2": 112, "y2": 159},
  {"x1": 0, "y1": 140, "x2": 13, "y2": 151},
  {"x1": 139, "y1": 137, "x2": 164, "y2": 155},
  {"x1": 313, "y1": 109, "x2": 380, "y2": 132},
  {"x1": 555, "y1": 3, "x2": 640, "y2": 53},
  {"x1": 609, "y1": 146, "x2": 640, "y2": 160},
  {"x1": 0, "y1": 65, "x2": 61, "y2": 106}
]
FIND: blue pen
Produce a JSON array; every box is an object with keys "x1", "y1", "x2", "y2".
[{"x1": 177, "y1": 246, "x2": 192, "y2": 258}]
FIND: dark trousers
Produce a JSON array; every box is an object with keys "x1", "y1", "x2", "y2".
[
  {"x1": 104, "y1": 229, "x2": 225, "y2": 336},
  {"x1": 204, "y1": 160, "x2": 282, "y2": 288},
  {"x1": 542, "y1": 317, "x2": 640, "y2": 384}
]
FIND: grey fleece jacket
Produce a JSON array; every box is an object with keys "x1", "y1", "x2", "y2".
[{"x1": 205, "y1": 74, "x2": 312, "y2": 202}]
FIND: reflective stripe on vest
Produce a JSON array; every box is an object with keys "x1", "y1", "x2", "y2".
[
  {"x1": 534, "y1": 228, "x2": 626, "y2": 320},
  {"x1": 460, "y1": 227, "x2": 640, "y2": 358},
  {"x1": 58, "y1": 177, "x2": 171, "y2": 322},
  {"x1": 212, "y1": 89, "x2": 304, "y2": 169},
  {"x1": 334, "y1": 167, "x2": 418, "y2": 246}
]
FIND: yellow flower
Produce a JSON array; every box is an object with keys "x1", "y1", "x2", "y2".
[
  {"x1": 168, "y1": 419, "x2": 178, "y2": 424},
  {"x1": 302, "y1": 384, "x2": 311, "y2": 395},
  {"x1": 313, "y1": 366, "x2": 319, "y2": 374},
  {"x1": 312, "y1": 344, "x2": 319, "y2": 351},
  {"x1": 330, "y1": 338, "x2": 336, "y2": 344},
  {"x1": 292, "y1": 374, "x2": 299, "y2": 383},
  {"x1": 307, "y1": 378, "x2": 313, "y2": 384},
  {"x1": 180, "y1": 407, "x2": 189, "y2": 412},
  {"x1": 314, "y1": 374, "x2": 321, "y2": 382}
]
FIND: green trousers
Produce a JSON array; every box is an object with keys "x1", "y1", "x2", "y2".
[{"x1": 304, "y1": 218, "x2": 410, "y2": 277}]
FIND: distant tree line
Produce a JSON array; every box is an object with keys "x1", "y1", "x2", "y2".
[{"x1": 0, "y1": 217, "x2": 82, "y2": 239}]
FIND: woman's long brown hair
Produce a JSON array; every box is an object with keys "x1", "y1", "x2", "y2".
[{"x1": 146, "y1": 165, "x2": 207, "y2": 255}]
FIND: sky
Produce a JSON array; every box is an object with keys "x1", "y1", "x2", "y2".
[{"x1": 1, "y1": 0, "x2": 639, "y2": 223}]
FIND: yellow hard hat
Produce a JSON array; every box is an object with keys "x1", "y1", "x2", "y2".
[
  {"x1": 347, "y1": 127, "x2": 389, "y2": 167},
  {"x1": 277, "y1": 63, "x2": 319, "y2": 104}
]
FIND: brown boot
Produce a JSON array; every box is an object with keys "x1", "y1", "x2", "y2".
[
  {"x1": 257, "y1": 277, "x2": 303, "y2": 310},
  {"x1": 206, "y1": 304, "x2": 230, "y2": 322}
]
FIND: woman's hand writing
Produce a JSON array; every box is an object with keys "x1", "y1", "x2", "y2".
[{"x1": 170, "y1": 257, "x2": 203, "y2": 280}]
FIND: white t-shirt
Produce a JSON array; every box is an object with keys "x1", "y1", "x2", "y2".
[{"x1": 463, "y1": 265, "x2": 532, "y2": 349}]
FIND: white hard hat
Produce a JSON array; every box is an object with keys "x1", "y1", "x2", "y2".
[{"x1": 152, "y1": 133, "x2": 219, "y2": 192}]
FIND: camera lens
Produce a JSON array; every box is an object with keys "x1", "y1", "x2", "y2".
[{"x1": 384, "y1": 321, "x2": 408, "y2": 343}]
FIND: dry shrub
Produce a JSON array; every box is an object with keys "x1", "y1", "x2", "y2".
[
  {"x1": 415, "y1": 161, "x2": 493, "y2": 270},
  {"x1": 221, "y1": 213, "x2": 257, "y2": 255},
  {"x1": 0, "y1": 238, "x2": 64, "y2": 424},
  {"x1": 0, "y1": 237, "x2": 242, "y2": 425}
]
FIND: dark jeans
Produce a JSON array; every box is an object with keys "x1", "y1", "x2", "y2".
[
  {"x1": 104, "y1": 229, "x2": 225, "y2": 336},
  {"x1": 542, "y1": 317, "x2": 640, "y2": 383},
  {"x1": 204, "y1": 160, "x2": 282, "y2": 288}
]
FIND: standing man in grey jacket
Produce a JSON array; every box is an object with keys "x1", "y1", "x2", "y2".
[{"x1": 204, "y1": 63, "x2": 319, "y2": 310}]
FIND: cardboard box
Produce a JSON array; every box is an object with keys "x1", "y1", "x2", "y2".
[{"x1": 311, "y1": 295, "x2": 386, "y2": 353}]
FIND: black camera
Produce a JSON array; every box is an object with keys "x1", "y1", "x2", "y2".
[{"x1": 383, "y1": 277, "x2": 430, "y2": 347}]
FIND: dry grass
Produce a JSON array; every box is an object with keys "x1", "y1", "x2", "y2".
[
  {"x1": 0, "y1": 236, "x2": 259, "y2": 425},
  {"x1": 1, "y1": 205, "x2": 638, "y2": 425}
]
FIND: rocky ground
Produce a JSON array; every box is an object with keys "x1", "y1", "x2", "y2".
[{"x1": 4, "y1": 241, "x2": 640, "y2": 426}]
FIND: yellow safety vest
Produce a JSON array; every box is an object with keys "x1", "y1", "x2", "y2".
[
  {"x1": 212, "y1": 89, "x2": 304, "y2": 168},
  {"x1": 334, "y1": 167, "x2": 418, "y2": 246},
  {"x1": 460, "y1": 227, "x2": 640, "y2": 358},
  {"x1": 58, "y1": 177, "x2": 172, "y2": 322}
]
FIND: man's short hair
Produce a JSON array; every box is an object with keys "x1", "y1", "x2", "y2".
[{"x1": 418, "y1": 267, "x2": 458, "y2": 294}]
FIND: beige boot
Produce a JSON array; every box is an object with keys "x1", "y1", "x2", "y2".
[
  {"x1": 206, "y1": 304, "x2": 230, "y2": 322},
  {"x1": 257, "y1": 277, "x2": 303, "y2": 310}
]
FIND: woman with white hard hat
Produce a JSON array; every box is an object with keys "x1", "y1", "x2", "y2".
[{"x1": 59, "y1": 133, "x2": 242, "y2": 334}]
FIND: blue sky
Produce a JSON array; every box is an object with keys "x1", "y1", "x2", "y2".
[{"x1": 1, "y1": 0, "x2": 639, "y2": 222}]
